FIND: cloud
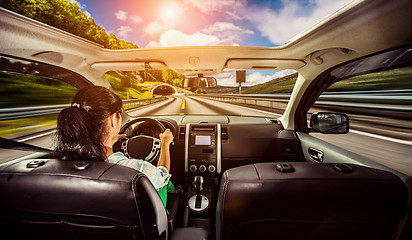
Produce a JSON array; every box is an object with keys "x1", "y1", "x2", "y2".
[
  {"x1": 202, "y1": 22, "x2": 253, "y2": 43},
  {"x1": 146, "y1": 21, "x2": 253, "y2": 47},
  {"x1": 146, "y1": 29, "x2": 234, "y2": 48},
  {"x1": 117, "y1": 26, "x2": 132, "y2": 39},
  {"x1": 115, "y1": 10, "x2": 128, "y2": 21},
  {"x1": 131, "y1": 15, "x2": 143, "y2": 24},
  {"x1": 184, "y1": 0, "x2": 244, "y2": 14},
  {"x1": 202, "y1": 22, "x2": 253, "y2": 35},
  {"x1": 247, "y1": 0, "x2": 352, "y2": 45},
  {"x1": 144, "y1": 21, "x2": 164, "y2": 36},
  {"x1": 214, "y1": 69, "x2": 297, "y2": 87}
]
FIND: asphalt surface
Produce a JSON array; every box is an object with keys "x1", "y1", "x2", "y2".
[{"x1": 2, "y1": 96, "x2": 411, "y2": 176}]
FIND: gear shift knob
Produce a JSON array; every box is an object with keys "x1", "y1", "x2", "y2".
[
  {"x1": 188, "y1": 176, "x2": 209, "y2": 212},
  {"x1": 193, "y1": 176, "x2": 204, "y2": 209},
  {"x1": 194, "y1": 176, "x2": 204, "y2": 193}
]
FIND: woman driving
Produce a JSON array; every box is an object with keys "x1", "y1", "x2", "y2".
[{"x1": 55, "y1": 86, "x2": 174, "y2": 205}]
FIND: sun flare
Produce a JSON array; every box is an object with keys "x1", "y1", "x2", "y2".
[{"x1": 160, "y1": 2, "x2": 181, "y2": 23}]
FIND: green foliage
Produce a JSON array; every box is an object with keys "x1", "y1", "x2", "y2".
[
  {"x1": 327, "y1": 67, "x2": 412, "y2": 91},
  {"x1": 162, "y1": 69, "x2": 183, "y2": 85},
  {"x1": 203, "y1": 73, "x2": 298, "y2": 94},
  {"x1": 105, "y1": 70, "x2": 185, "y2": 99},
  {"x1": 0, "y1": 114, "x2": 58, "y2": 137},
  {"x1": 242, "y1": 73, "x2": 298, "y2": 94},
  {"x1": 0, "y1": 0, "x2": 138, "y2": 49},
  {"x1": 105, "y1": 71, "x2": 152, "y2": 99},
  {"x1": 0, "y1": 72, "x2": 78, "y2": 108}
]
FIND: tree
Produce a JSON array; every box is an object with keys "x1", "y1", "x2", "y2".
[{"x1": 0, "y1": 0, "x2": 138, "y2": 49}]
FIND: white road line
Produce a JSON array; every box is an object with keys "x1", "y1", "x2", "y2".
[
  {"x1": 305, "y1": 118, "x2": 412, "y2": 146},
  {"x1": 349, "y1": 129, "x2": 412, "y2": 146},
  {"x1": 199, "y1": 97, "x2": 283, "y2": 117},
  {"x1": 18, "y1": 130, "x2": 55, "y2": 142}
]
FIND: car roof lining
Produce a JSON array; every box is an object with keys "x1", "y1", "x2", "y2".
[
  {"x1": 0, "y1": 54, "x2": 93, "y2": 89},
  {"x1": 1, "y1": 0, "x2": 411, "y2": 81}
]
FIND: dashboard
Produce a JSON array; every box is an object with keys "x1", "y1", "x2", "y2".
[{"x1": 125, "y1": 115, "x2": 302, "y2": 183}]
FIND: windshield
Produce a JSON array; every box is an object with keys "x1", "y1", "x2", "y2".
[{"x1": 106, "y1": 69, "x2": 297, "y2": 117}]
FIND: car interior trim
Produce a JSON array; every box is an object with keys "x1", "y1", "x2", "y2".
[
  {"x1": 217, "y1": 123, "x2": 222, "y2": 174},
  {"x1": 184, "y1": 123, "x2": 190, "y2": 173}
]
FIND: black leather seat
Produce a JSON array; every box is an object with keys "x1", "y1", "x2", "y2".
[
  {"x1": 0, "y1": 158, "x2": 169, "y2": 240},
  {"x1": 216, "y1": 162, "x2": 408, "y2": 240}
]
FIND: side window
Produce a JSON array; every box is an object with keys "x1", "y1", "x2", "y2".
[
  {"x1": 0, "y1": 71, "x2": 78, "y2": 162},
  {"x1": 308, "y1": 47, "x2": 412, "y2": 176}
]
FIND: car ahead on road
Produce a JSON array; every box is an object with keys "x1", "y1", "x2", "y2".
[{"x1": 0, "y1": 0, "x2": 411, "y2": 239}]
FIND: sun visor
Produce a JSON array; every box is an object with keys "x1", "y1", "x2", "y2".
[
  {"x1": 91, "y1": 62, "x2": 169, "y2": 71},
  {"x1": 226, "y1": 59, "x2": 306, "y2": 70}
]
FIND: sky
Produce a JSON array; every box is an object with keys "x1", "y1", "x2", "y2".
[{"x1": 72, "y1": 0, "x2": 353, "y2": 86}]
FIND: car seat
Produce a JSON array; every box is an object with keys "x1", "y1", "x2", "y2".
[
  {"x1": 0, "y1": 158, "x2": 169, "y2": 240},
  {"x1": 216, "y1": 162, "x2": 408, "y2": 240}
]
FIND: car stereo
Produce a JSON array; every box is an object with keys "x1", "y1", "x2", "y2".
[{"x1": 185, "y1": 123, "x2": 221, "y2": 175}]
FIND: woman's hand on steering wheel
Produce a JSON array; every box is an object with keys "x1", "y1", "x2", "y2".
[
  {"x1": 159, "y1": 129, "x2": 174, "y2": 146},
  {"x1": 113, "y1": 118, "x2": 170, "y2": 163}
]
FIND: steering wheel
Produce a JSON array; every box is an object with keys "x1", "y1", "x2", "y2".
[{"x1": 113, "y1": 118, "x2": 166, "y2": 164}]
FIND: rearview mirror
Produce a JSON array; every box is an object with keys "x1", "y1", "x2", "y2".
[
  {"x1": 310, "y1": 112, "x2": 349, "y2": 134},
  {"x1": 182, "y1": 77, "x2": 217, "y2": 88}
]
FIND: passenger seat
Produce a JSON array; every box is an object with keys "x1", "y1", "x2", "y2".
[{"x1": 216, "y1": 162, "x2": 408, "y2": 240}]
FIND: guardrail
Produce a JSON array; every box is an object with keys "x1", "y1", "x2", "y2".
[
  {"x1": 0, "y1": 97, "x2": 168, "y2": 121},
  {"x1": 193, "y1": 90, "x2": 412, "y2": 119}
]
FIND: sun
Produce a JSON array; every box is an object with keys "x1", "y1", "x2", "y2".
[{"x1": 160, "y1": 2, "x2": 181, "y2": 23}]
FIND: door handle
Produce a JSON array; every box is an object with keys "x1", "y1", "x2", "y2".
[{"x1": 308, "y1": 148, "x2": 324, "y2": 162}]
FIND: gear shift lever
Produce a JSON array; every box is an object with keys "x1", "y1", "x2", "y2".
[
  {"x1": 194, "y1": 176, "x2": 204, "y2": 208},
  {"x1": 188, "y1": 175, "x2": 209, "y2": 213}
]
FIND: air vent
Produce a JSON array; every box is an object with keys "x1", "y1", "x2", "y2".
[
  {"x1": 221, "y1": 127, "x2": 228, "y2": 141},
  {"x1": 178, "y1": 127, "x2": 186, "y2": 141}
]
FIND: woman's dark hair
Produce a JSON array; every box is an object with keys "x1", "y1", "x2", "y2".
[{"x1": 55, "y1": 86, "x2": 123, "y2": 161}]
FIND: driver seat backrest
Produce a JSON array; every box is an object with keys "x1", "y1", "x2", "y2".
[{"x1": 0, "y1": 158, "x2": 168, "y2": 240}]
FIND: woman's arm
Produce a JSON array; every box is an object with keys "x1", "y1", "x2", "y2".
[{"x1": 158, "y1": 129, "x2": 174, "y2": 172}]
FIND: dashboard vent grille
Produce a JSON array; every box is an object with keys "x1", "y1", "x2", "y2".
[
  {"x1": 178, "y1": 127, "x2": 186, "y2": 141},
  {"x1": 221, "y1": 127, "x2": 228, "y2": 141}
]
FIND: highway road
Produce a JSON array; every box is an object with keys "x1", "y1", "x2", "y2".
[{"x1": 2, "y1": 96, "x2": 411, "y2": 177}]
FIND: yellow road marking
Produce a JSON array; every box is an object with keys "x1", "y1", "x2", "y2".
[{"x1": 181, "y1": 98, "x2": 185, "y2": 109}]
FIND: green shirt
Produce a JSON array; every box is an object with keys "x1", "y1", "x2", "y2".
[{"x1": 106, "y1": 152, "x2": 171, "y2": 206}]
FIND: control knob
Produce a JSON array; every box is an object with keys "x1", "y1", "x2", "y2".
[
  {"x1": 208, "y1": 165, "x2": 216, "y2": 173},
  {"x1": 189, "y1": 165, "x2": 197, "y2": 172},
  {"x1": 199, "y1": 165, "x2": 206, "y2": 172}
]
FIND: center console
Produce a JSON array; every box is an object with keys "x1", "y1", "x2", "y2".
[
  {"x1": 182, "y1": 123, "x2": 222, "y2": 235},
  {"x1": 184, "y1": 123, "x2": 222, "y2": 176}
]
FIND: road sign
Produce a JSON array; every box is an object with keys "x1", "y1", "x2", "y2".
[{"x1": 236, "y1": 70, "x2": 246, "y2": 83}]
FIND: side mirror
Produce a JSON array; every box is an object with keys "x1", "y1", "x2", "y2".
[
  {"x1": 310, "y1": 112, "x2": 349, "y2": 134},
  {"x1": 182, "y1": 77, "x2": 217, "y2": 88}
]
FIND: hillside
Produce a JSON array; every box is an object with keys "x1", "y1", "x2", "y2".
[{"x1": 204, "y1": 73, "x2": 298, "y2": 94}]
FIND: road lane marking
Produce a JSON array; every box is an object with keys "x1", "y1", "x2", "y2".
[
  {"x1": 18, "y1": 130, "x2": 55, "y2": 142},
  {"x1": 179, "y1": 97, "x2": 185, "y2": 115},
  {"x1": 181, "y1": 98, "x2": 185, "y2": 109},
  {"x1": 349, "y1": 129, "x2": 412, "y2": 146}
]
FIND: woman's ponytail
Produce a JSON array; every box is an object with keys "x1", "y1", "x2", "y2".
[{"x1": 55, "y1": 86, "x2": 122, "y2": 161}]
